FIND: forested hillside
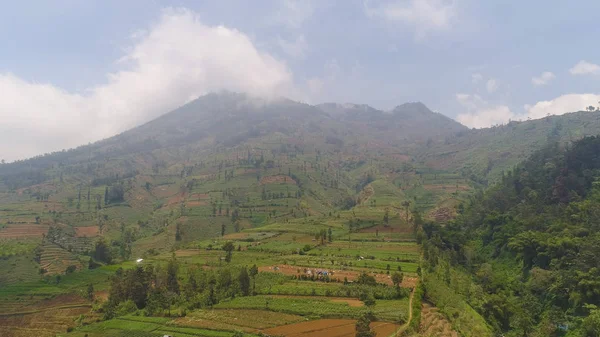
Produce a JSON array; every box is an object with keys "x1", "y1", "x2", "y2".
[{"x1": 420, "y1": 136, "x2": 600, "y2": 336}]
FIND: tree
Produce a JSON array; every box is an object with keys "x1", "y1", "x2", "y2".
[
  {"x1": 223, "y1": 241, "x2": 235, "y2": 263},
  {"x1": 401, "y1": 200, "x2": 411, "y2": 224},
  {"x1": 239, "y1": 266, "x2": 251, "y2": 296},
  {"x1": 249, "y1": 264, "x2": 258, "y2": 294},
  {"x1": 328, "y1": 227, "x2": 333, "y2": 242},
  {"x1": 360, "y1": 291, "x2": 376, "y2": 307},
  {"x1": 356, "y1": 272, "x2": 377, "y2": 286},
  {"x1": 392, "y1": 272, "x2": 404, "y2": 288},
  {"x1": 175, "y1": 223, "x2": 182, "y2": 241},
  {"x1": 145, "y1": 287, "x2": 168, "y2": 316},
  {"x1": 87, "y1": 283, "x2": 95, "y2": 301},
  {"x1": 166, "y1": 254, "x2": 180, "y2": 294},
  {"x1": 583, "y1": 305, "x2": 600, "y2": 337},
  {"x1": 355, "y1": 312, "x2": 376, "y2": 337},
  {"x1": 93, "y1": 239, "x2": 112, "y2": 264},
  {"x1": 383, "y1": 208, "x2": 389, "y2": 225}
]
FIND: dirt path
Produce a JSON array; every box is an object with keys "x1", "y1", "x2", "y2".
[{"x1": 388, "y1": 287, "x2": 414, "y2": 337}]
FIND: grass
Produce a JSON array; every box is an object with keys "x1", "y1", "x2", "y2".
[{"x1": 214, "y1": 295, "x2": 366, "y2": 318}]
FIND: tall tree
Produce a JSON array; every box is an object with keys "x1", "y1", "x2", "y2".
[
  {"x1": 355, "y1": 312, "x2": 376, "y2": 337},
  {"x1": 223, "y1": 241, "x2": 235, "y2": 263},
  {"x1": 166, "y1": 254, "x2": 180, "y2": 294},
  {"x1": 239, "y1": 266, "x2": 251, "y2": 296}
]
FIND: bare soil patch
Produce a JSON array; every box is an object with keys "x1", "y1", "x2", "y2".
[
  {"x1": 26, "y1": 294, "x2": 88, "y2": 311},
  {"x1": 186, "y1": 200, "x2": 207, "y2": 207},
  {"x1": 0, "y1": 224, "x2": 48, "y2": 239},
  {"x1": 177, "y1": 309, "x2": 304, "y2": 331},
  {"x1": 74, "y1": 226, "x2": 99, "y2": 237}
]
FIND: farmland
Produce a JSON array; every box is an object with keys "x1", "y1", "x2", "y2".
[
  {"x1": 0, "y1": 93, "x2": 509, "y2": 337},
  {"x1": 0, "y1": 211, "x2": 423, "y2": 337}
]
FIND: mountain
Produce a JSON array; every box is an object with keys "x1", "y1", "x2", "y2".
[
  {"x1": 317, "y1": 101, "x2": 467, "y2": 143},
  {"x1": 2, "y1": 91, "x2": 600, "y2": 336},
  {"x1": 422, "y1": 110, "x2": 600, "y2": 184},
  {"x1": 0, "y1": 92, "x2": 473, "y2": 254}
]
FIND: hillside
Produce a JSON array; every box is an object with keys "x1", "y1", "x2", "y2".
[
  {"x1": 423, "y1": 110, "x2": 600, "y2": 184},
  {"x1": 1, "y1": 92, "x2": 600, "y2": 336},
  {"x1": 420, "y1": 136, "x2": 600, "y2": 336},
  {"x1": 0, "y1": 92, "x2": 472, "y2": 280}
]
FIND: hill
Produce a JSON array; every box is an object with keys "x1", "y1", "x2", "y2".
[
  {"x1": 1, "y1": 92, "x2": 600, "y2": 336},
  {"x1": 420, "y1": 135, "x2": 600, "y2": 336},
  {"x1": 423, "y1": 110, "x2": 600, "y2": 184},
  {"x1": 0, "y1": 92, "x2": 472, "y2": 280}
]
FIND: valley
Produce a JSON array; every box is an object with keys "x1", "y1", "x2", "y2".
[{"x1": 1, "y1": 92, "x2": 599, "y2": 336}]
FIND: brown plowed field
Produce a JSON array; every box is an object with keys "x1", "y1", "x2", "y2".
[
  {"x1": 74, "y1": 226, "x2": 99, "y2": 237},
  {"x1": 263, "y1": 319, "x2": 400, "y2": 337},
  {"x1": 186, "y1": 200, "x2": 207, "y2": 207},
  {"x1": 0, "y1": 224, "x2": 48, "y2": 238},
  {"x1": 259, "y1": 264, "x2": 418, "y2": 289}
]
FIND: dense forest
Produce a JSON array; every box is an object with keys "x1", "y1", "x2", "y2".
[{"x1": 420, "y1": 136, "x2": 600, "y2": 336}]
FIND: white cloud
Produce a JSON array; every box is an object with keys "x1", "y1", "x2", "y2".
[
  {"x1": 278, "y1": 34, "x2": 309, "y2": 59},
  {"x1": 365, "y1": 0, "x2": 457, "y2": 38},
  {"x1": 471, "y1": 73, "x2": 483, "y2": 84},
  {"x1": 457, "y1": 106, "x2": 514, "y2": 129},
  {"x1": 569, "y1": 60, "x2": 600, "y2": 76},
  {"x1": 531, "y1": 71, "x2": 555, "y2": 86},
  {"x1": 455, "y1": 93, "x2": 514, "y2": 128},
  {"x1": 455, "y1": 92, "x2": 600, "y2": 129},
  {"x1": 524, "y1": 93, "x2": 600, "y2": 119},
  {"x1": 0, "y1": 8, "x2": 295, "y2": 162},
  {"x1": 486, "y1": 79, "x2": 498, "y2": 93}
]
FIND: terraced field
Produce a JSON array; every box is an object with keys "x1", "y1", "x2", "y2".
[
  {"x1": 419, "y1": 303, "x2": 458, "y2": 337},
  {"x1": 39, "y1": 243, "x2": 84, "y2": 275},
  {"x1": 0, "y1": 224, "x2": 49, "y2": 239}
]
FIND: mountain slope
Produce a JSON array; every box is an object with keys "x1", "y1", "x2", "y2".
[
  {"x1": 420, "y1": 135, "x2": 600, "y2": 336},
  {"x1": 422, "y1": 110, "x2": 600, "y2": 184}
]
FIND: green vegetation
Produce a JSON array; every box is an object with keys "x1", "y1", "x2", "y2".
[
  {"x1": 420, "y1": 136, "x2": 600, "y2": 336},
  {"x1": 1, "y1": 92, "x2": 600, "y2": 336}
]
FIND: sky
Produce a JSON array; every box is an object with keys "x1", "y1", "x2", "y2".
[{"x1": 1, "y1": 0, "x2": 600, "y2": 161}]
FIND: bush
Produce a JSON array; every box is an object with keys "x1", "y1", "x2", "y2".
[{"x1": 115, "y1": 300, "x2": 138, "y2": 317}]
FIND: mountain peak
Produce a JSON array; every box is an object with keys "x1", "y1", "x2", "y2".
[{"x1": 392, "y1": 102, "x2": 432, "y2": 114}]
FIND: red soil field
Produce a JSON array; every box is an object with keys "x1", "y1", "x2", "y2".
[
  {"x1": 186, "y1": 200, "x2": 208, "y2": 206},
  {"x1": 0, "y1": 224, "x2": 48, "y2": 238},
  {"x1": 74, "y1": 226, "x2": 99, "y2": 237}
]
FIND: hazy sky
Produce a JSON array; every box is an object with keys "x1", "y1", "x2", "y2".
[{"x1": 1, "y1": 0, "x2": 600, "y2": 161}]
